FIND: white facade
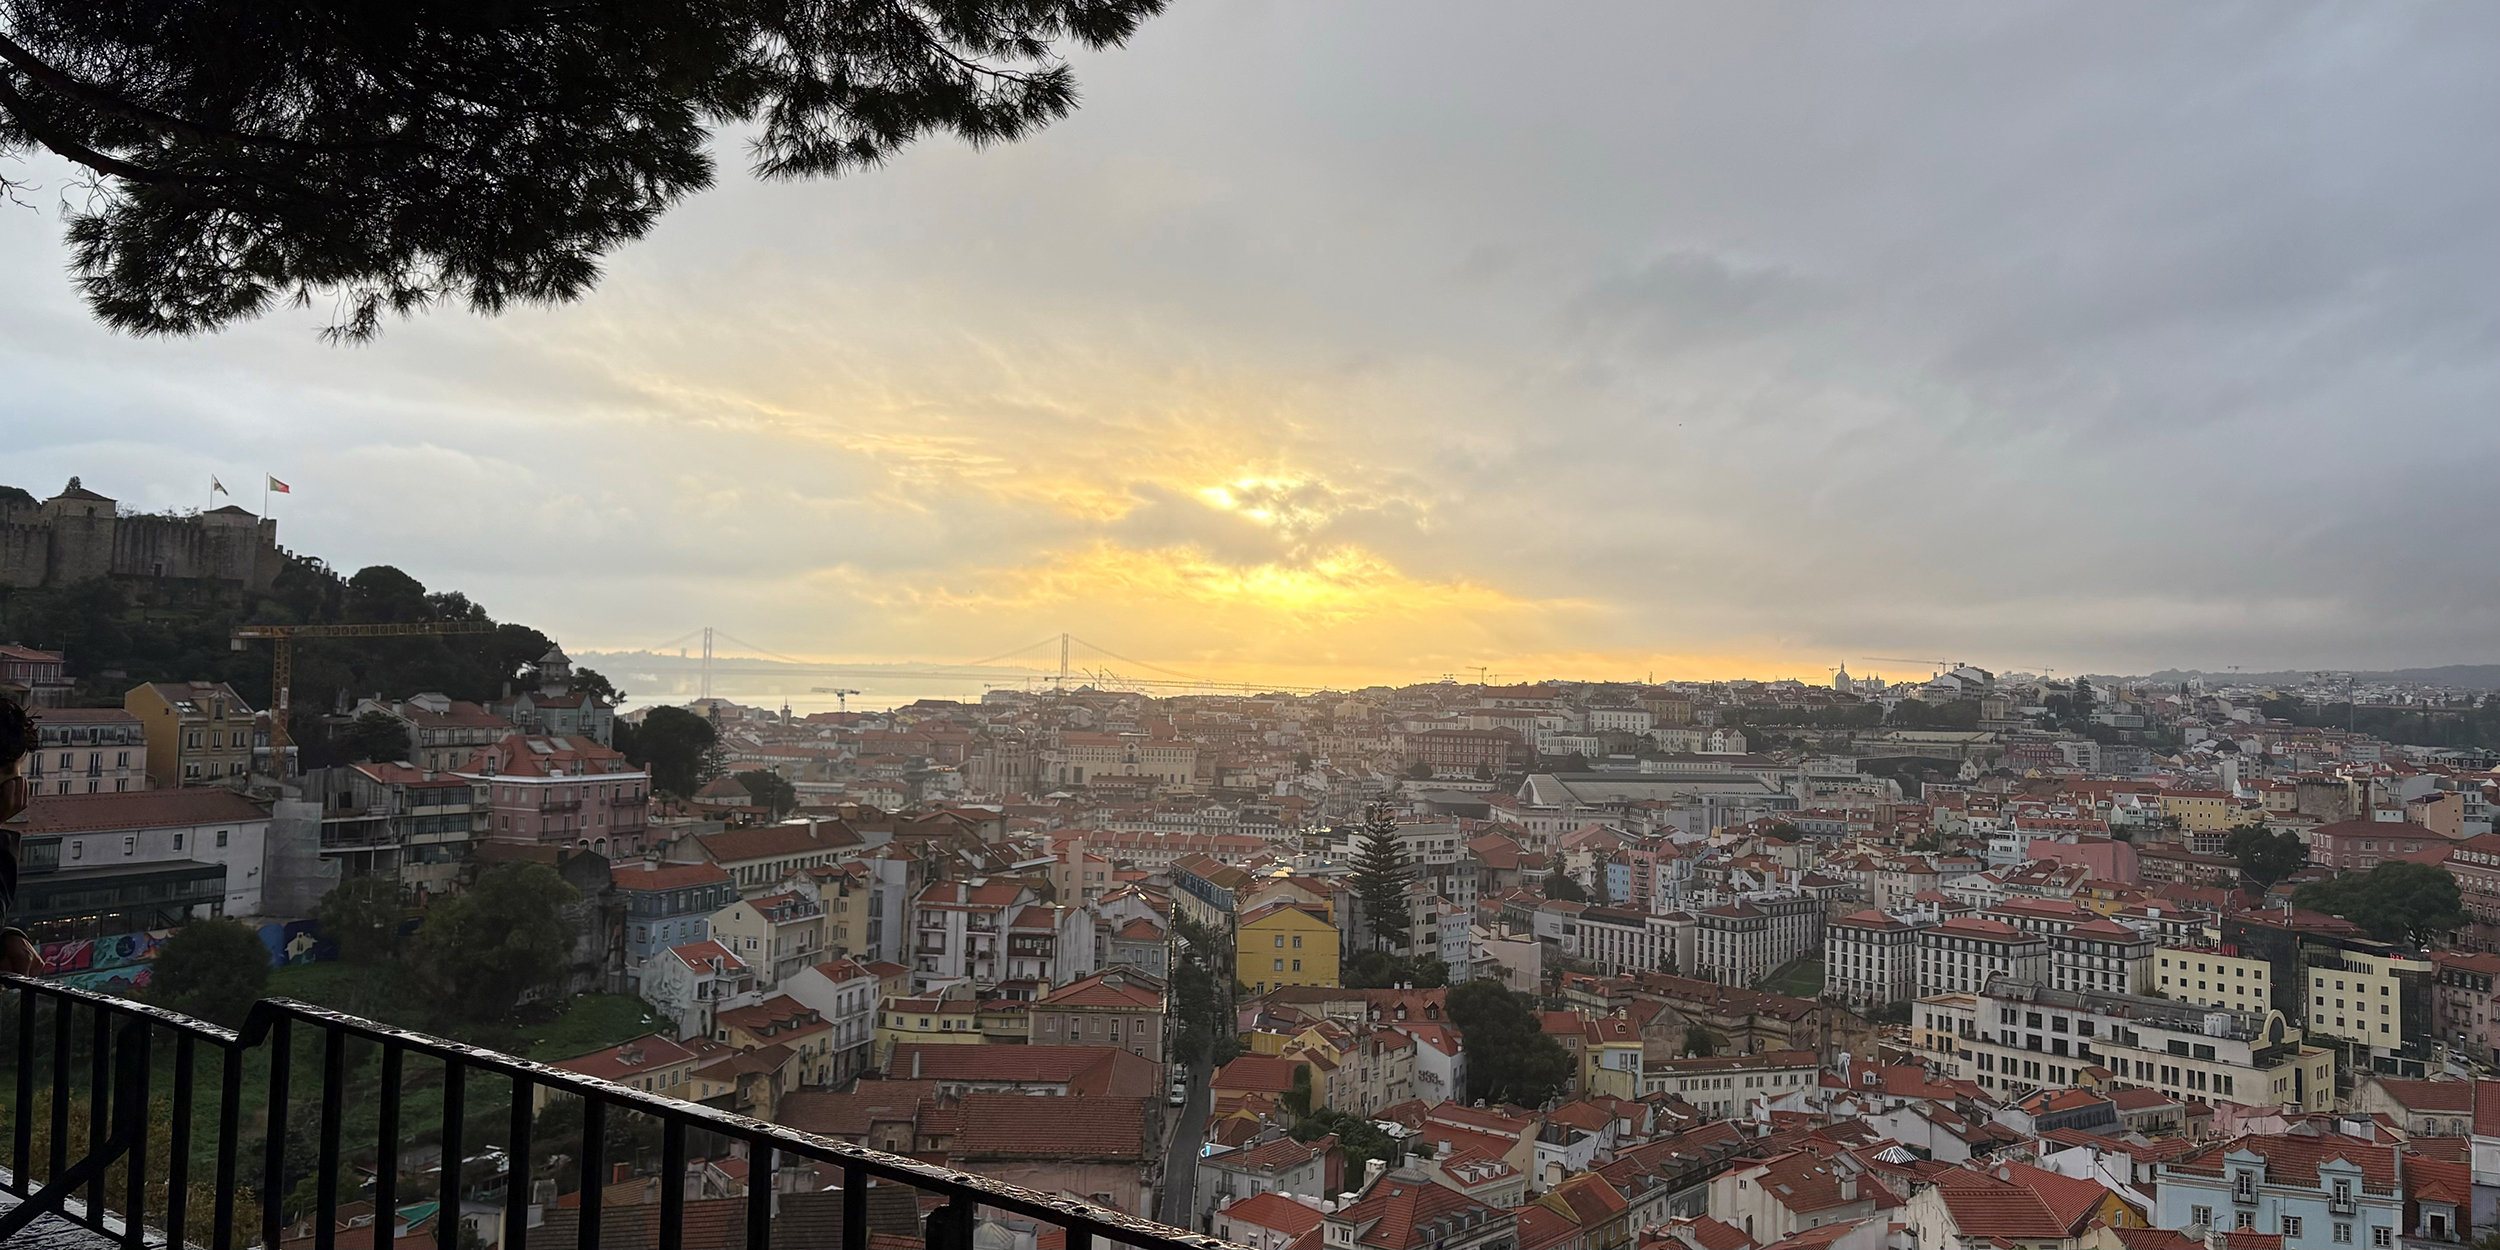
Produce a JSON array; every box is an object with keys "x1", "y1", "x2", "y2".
[{"x1": 1826, "y1": 911, "x2": 1923, "y2": 1009}]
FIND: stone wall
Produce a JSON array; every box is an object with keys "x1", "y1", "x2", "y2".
[{"x1": 0, "y1": 496, "x2": 280, "y2": 591}]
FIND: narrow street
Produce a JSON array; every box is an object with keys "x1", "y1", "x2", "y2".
[{"x1": 1156, "y1": 1054, "x2": 1215, "y2": 1231}]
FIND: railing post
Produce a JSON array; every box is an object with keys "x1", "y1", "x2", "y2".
[
  {"x1": 120, "y1": 1019, "x2": 152, "y2": 1250},
  {"x1": 375, "y1": 1045, "x2": 401, "y2": 1249},
  {"x1": 265, "y1": 1013, "x2": 293, "y2": 1250},
  {"x1": 9, "y1": 985, "x2": 30, "y2": 1196},
  {"x1": 926, "y1": 1194, "x2": 978, "y2": 1250},
  {"x1": 317, "y1": 1025, "x2": 346, "y2": 1250},
  {"x1": 506, "y1": 1073, "x2": 533, "y2": 1250}
]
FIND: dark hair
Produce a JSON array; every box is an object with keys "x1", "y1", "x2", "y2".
[{"x1": 0, "y1": 698, "x2": 30, "y2": 770}]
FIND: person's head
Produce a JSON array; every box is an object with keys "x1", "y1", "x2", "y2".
[{"x1": 0, "y1": 699, "x2": 30, "y2": 825}]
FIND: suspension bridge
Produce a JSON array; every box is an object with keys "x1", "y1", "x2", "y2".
[{"x1": 624, "y1": 627, "x2": 1350, "y2": 699}]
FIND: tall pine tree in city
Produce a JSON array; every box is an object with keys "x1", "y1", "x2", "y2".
[{"x1": 1348, "y1": 804, "x2": 1411, "y2": 953}]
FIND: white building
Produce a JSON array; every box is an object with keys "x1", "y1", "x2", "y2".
[
  {"x1": 1915, "y1": 916, "x2": 2048, "y2": 997},
  {"x1": 778, "y1": 956, "x2": 881, "y2": 1083},
  {"x1": 9, "y1": 789, "x2": 271, "y2": 933},
  {"x1": 1826, "y1": 909, "x2": 1924, "y2": 1009},
  {"x1": 639, "y1": 939, "x2": 758, "y2": 1042}
]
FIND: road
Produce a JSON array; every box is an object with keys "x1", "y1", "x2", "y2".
[{"x1": 1155, "y1": 1054, "x2": 1215, "y2": 1231}]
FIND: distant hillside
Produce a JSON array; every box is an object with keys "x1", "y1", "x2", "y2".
[{"x1": 2135, "y1": 665, "x2": 2500, "y2": 690}]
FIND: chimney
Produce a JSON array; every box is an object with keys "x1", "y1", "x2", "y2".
[
  {"x1": 912, "y1": 1050, "x2": 922, "y2": 1080},
  {"x1": 1839, "y1": 1175, "x2": 1857, "y2": 1202},
  {"x1": 1363, "y1": 1158, "x2": 1388, "y2": 1191}
]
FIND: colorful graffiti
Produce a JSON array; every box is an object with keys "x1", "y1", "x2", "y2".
[{"x1": 37, "y1": 918, "x2": 334, "y2": 995}]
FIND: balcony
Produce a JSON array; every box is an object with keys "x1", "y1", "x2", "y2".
[
  {"x1": 536, "y1": 799, "x2": 584, "y2": 814},
  {"x1": 0, "y1": 974, "x2": 1237, "y2": 1250}
]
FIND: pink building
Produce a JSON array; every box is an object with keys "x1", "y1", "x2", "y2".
[
  {"x1": 2025, "y1": 834, "x2": 2139, "y2": 884},
  {"x1": 463, "y1": 733, "x2": 651, "y2": 854}
]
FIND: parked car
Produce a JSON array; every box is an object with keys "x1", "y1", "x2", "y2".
[{"x1": 1168, "y1": 1077, "x2": 1188, "y2": 1106}]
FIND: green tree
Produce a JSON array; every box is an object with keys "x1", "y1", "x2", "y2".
[
  {"x1": 1343, "y1": 951, "x2": 1450, "y2": 990},
  {"x1": 345, "y1": 565, "x2": 431, "y2": 623},
  {"x1": 1544, "y1": 867, "x2": 1586, "y2": 903},
  {"x1": 1682, "y1": 1024, "x2": 1716, "y2": 1057},
  {"x1": 1290, "y1": 1106, "x2": 1397, "y2": 1179},
  {"x1": 0, "y1": 0, "x2": 1171, "y2": 341},
  {"x1": 145, "y1": 918, "x2": 270, "y2": 1027},
  {"x1": 412, "y1": 863, "x2": 581, "y2": 1023},
  {"x1": 2294, "y1": 862, "x2": 2467, "y2": 947},
  {"x1": 335, "y1": 710, "x2": 412, "y2": 764},
  {"x1": 735, "y1": 768, "x2": 798, "y2": 818},
  {"x1": 315, "y1": 875, "x2": 405, "y2": 965},
  {"x1": 2225, "y1": 822, "x2": 2310, "y2": 892},
  {"x1": 1282, "y1": 1064, "x2": 1313, "y2": 1118},
  {"x1": 625, "y1": 705, "x2": 717, "y2": 796},
  {"x1": 1347, "y1": 804, "x2": 1410, "y2": 953},
  {"x1": 572, "y1": 667, "x2": 627, "y2": 704},
  {"x1": 1405, "y1": 760, "x2": 1435, "y2": 781},
  {"x1": 1447, "y1": 979, "x2": 1572, "y2": 1106}
]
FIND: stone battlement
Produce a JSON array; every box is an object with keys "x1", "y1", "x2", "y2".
[{"x1": 0, "y1": 477, "x2": 281, "y2": 591}]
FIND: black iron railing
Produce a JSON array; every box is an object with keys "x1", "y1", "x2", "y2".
[{"x1": 3, "y1": 973, "x2": 1241, "y2": 1250}]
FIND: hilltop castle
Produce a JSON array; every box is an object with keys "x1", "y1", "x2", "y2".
[{"x1": 0, "y1": 477, "x2": 284, "y2": 591}]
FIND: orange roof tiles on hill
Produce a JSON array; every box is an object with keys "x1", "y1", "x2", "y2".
[
  {"x1": 1220, "y1": 1193, "x2": 1327, "y2": 1240},
  {"x1": 10, "y1": 787, "x2": 269, "y2": 833},
  {"x1": 1332, "y1": 1171, "x2": 1511, "y2": 1250}
]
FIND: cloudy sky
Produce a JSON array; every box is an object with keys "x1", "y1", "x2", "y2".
[{"x1": 6, "y1": 3, "x2": 2498, "y2": 691}]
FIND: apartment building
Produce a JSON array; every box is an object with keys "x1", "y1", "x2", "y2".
[
  {"x1": 1826, "y1": 910, "x2": 1922, "y2": 1009},
  {"x1": 2156, "y1": 1132, "x2": 2401, "y2": 1250},
  {"x1": 1916, "y1": 979, "x2": 2333, "y2": 1111},
  {"x1": 1640, "y1": 1049, "x2": 1821, "y2": 1113},
  {"x1": 2302, "y1": 944, "x2": 2431, "y2": 1059},
  {"x1": 352, "y1": 692, "x2": 510, "y2": 772},
  {"x1": 1694, "y1": 895, "x2": 1822, "y2": 986},
  {"x1": 2047, "y1": 917, "x2": 2154, "y2": 997},
  {"x1": 1032, "y1": 968, "x2": 1167, "y2": 1063},
  {"x1": 5, "y1": 789, "x2": 271, "y2": 938},
  {"x1": 125, "y1": 680, "x2": 256, "y2": 788},
  {"x1": 1915, "y1": 916, "x2": 2048, "y2": 997},
  {"x1": 778, "y1": 957, "x2": 881, "y2": 1083},
  {"x1": 1574, "y1": 906, "x2": 1679, "y2": 977},
  {"x1": 613, "y1": 858, "x2": 738, "y2": 978},
  {"x1": 711, "y1": 890, "x2": 829, "y2": 988},
  {"x1": 24, "y1": 707, "x2": 147, "y2": 795},
  {"x1": 2156, "y1": 944, "x2": 2276, "y2": 1013},
  {"x1": 464, "y1": 733, "x2": 651, "y2": 853}
]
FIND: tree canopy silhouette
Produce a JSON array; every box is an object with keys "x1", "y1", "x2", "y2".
[{"x1": 0, "y1": 0, "x2": 1167, "y2": 340}]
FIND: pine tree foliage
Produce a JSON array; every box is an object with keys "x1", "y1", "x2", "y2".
[
  {"x1": 1347, "y1": 803, "x2": 1409, "y2": 954},
  {"x1": 0, "y1": 0, "x2": 1169, "y2": 340}
]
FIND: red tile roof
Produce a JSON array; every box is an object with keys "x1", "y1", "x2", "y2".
[
  {"x1": 949, "y1": 1093, "x2": 1145, "y2": 1160},
  {"x1": 1334, "y1": 1173, "x2": 1511, "y2": 1250},
  {"x1": 1221, "y1": 1193, "x2": 1327, "y2": 1240},
  {"x1": 8, "y1": 787, "x2": 269, "y2": 833}
]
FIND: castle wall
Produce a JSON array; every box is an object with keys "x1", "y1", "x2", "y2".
[
  {"x1": 0, "y1": 503, "x2": 283, "y2": 592},
  {"x1": 0, "y1": 522, "x2": 50, "y2": 588}
]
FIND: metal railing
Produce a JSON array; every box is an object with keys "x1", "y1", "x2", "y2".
[{"x1": 3, "y1": 974, "x2": 1242, "y2": 1250}]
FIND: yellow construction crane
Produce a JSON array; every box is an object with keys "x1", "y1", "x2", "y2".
[
  {"x1": 810, "y1": 686, "x2": 864, "y2": 711},
  {"x1": 230, "y1": 620, "x2": 499, "y2": 756}
]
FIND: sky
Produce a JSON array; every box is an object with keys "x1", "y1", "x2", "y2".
[{"x1": 6, "y1": 3, "x2": 2500, "y2": 692}]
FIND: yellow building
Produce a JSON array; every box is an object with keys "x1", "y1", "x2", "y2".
[
  {"x1": 125, "y1": 680, "x2": 256, "y2": 789},
  {"x1": 2155, "y1": 946, "x2": 2272, "y2": 1011},
  {"x1": 1239, "y1": 900, "x2": 1340, "y2": 993},
  {"x1": 1583, "y1": 1014, "x2": 1644, "y2": 1101},
  {"x1": 2158, "y1": 790, "x2": 2233, "y2": 832},
  {"x1": 873, "y1": 993, "x2": 984, "y2": 1067},
  {"x1": 2305, "y1": 947, "x2": 2431, "y2": 1051}
]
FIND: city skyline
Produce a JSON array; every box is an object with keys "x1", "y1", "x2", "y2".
[{"x1": 9, "y1": 4, "x2": 2499, "y2": 688}]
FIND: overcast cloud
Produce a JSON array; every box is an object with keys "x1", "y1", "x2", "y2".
[{"x1": 5, "y1": 2, "x2": 2497, "y2": 688}]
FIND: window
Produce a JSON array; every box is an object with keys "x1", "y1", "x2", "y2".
[
  {"x1": 173, "y1": 833, "x2": 184, "y2": 850},
  {"x1": 2333, "y1": 1224, "x2": 2352, "y2": 1245},
  {"x1": 70, "y1": 841, "x2": 82, "y2": 860},
  {"x1": 216, "y1": 830, "x2": 229, "y2": 847},
  {"x1": 2283, "y1": 1218, "x2": 2303, "y2": 1238},
  {"x1": 2371, "y1": 1229, "x2": 2390, "y2": 1248},
  {"x1": 1274, "y1": 935, "x2": 1285, "y2": 948},
  {"x1": 2235, "y1": 1213, "x2": 2255, "y2": 1231},
  {"x1": 123, "y1": 836, "x2": 136, "y2": 856},
  {"x1": 2191, "y1": 1207, "x2": 2213, "y2": 1228},
  {"x1": 1274, "y1": 959, "x2": 1285, "y2": 971}
]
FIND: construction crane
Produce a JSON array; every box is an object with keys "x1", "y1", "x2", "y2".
[
  {"x1": 230, "y1": 620, "x2": 499, "y2": 757},
  {"x1": 811, "y1": 686, "x2": 864, "y2": 711}
]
